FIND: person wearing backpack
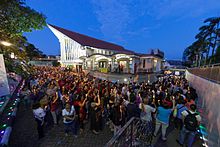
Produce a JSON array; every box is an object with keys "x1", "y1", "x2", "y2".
[
  {"x1": 174, "y1": 98, "x2": 187, "y2": 130},
  {"x1": 176, "y1": 104, "x2": 201, "y2": 147}
]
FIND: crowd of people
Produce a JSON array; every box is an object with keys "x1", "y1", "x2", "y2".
[{"x1": 20, "y1": 66, "x2": 201, "y2": 147}]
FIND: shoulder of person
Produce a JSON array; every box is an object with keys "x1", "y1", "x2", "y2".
[
  {"x1": 196, "y1": 114, "x2": 201, "y2": 122},
  {"x1": 181, "y1": 110, "x2": 189, "y2": 116},
  {"x1": 147, "y1": 105, "x2": 156, "y2": 112}
]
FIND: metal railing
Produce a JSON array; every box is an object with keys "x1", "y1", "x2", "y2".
[
  {"x1": 188, "y1": 64, "x2": 220, "y2": 84},
  {"x1": 105, "y1": 117, "x2": 153, "y2": 147}
]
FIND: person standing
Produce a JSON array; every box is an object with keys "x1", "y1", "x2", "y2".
[
  {"x1": 140, "y1": 97, "x2": 156, "y2": 133},
  {"x1": 126, "y1": 93, "x2": 141, "y2": 121},
  {"x1": 50, "y1": 92, "x2": 59, "y2": 125},
  {"x1": 176, "y1": 104, "x2": 201, "y2": 147},
  {"x1": 153, "y1": 101, "x2": 173, "y2": 141},
  {"x1": 111, "y1": 102, "x2": 123, "y2": 135},
  {"x1": 32, "y1": 102, "x2": 46, "y2": 139},
  {"x1": 21, "y1": 87, "x2": 31, "y2": 110},
  {"x1": 62, "y1": 103, "x2": 77, "y2": 137},
  {"x1": 174, "y1": 98, "x2": 187, "y2": 130}
]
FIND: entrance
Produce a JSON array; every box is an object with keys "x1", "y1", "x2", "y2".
[
  {"x1": 98, "y1": 60, "x2": 108, "y2": 73},
  {"x1": 118, "y1": 59, "x2": 129, "y2": 73},
  {"x1": 76, "y1": 65, "x2": 82, "y2": 72},
  {"x1": 99, "y1": 61, "x2": 107, "y2": 68}
]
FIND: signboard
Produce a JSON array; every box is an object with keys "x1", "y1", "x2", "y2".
[
  {"x1": 115, "y1": 54, "x2": 130, "y2": 59},
  {"x1": 0, "y1": 54, "x2": 10, "y2": 97},
  {"x1": 100, "y1": 68, "x2": 108, "y2": 73}
]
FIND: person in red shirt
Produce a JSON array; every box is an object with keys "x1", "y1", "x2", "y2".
[{"x1": 50, "y1": 92, "x2": 59, "y2": 125}]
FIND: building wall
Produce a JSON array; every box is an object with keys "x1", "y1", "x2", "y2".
[
  {"x1": 138, "y1": 57, "x2": 162, "y2": 72},
  {"x1": 48, "y1": 25, "x2": 86, "y2": 66},
  {"x1": 29, "y1": 61, "x2": 53, "y2": 66}
]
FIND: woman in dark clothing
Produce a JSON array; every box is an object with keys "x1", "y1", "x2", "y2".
[{"x1": 90, "y1": 92, "x2": 101, "y2": 134}]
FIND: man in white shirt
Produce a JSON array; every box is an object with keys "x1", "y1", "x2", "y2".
[
  {"x1": 33, "y1": 103, "x2": 46, "y2": 139},
  {"x1": 62, "y1": 103, "x2": 77, "y2": 137},
  {"x1": 177, "y1": 104, "x2": 201, "y2": 147}
]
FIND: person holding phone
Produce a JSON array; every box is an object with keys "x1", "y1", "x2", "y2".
[{"x1": 62, "y1": 103, "x2": 77, "y2": 137}]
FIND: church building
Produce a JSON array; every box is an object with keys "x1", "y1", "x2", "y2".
[{"x1": 48, "y1": 24, "x2": 164, "y2": 74}]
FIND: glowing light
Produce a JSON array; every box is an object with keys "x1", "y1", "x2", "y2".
[
  {"x1": 124, "y1": 78, "x2": 127, "y2": 82},
  {"x1": 0, "y1": 41, "x2": 12, "y2": 46},
  {"x1": 2, "y1": 124, "x2": 7, "y2": 128},
  {"x1": 1, "y1": 131, "x2": 4, "y2": 134},
  {"x1": 8, "y1": 113, "x2": 11, "y2": 115},
  {"x1": 202, "y1": 143, "x2": 208, "y2": 147}
]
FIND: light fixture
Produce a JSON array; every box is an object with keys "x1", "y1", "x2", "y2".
[
  {"x1": 1, "y1": 41, "x2": 12, "y2": 47},
  {"x1": 10, "y1": 52, "x2": 15, "y2": 59}
]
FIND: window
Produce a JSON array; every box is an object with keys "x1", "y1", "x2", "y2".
[{"x1": 143, "y1": 59, "x2": 145, "y2": 68}]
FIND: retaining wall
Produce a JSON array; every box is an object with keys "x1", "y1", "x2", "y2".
[{"x1": 186, "y1": 70, "x2": 220, "y2": 147}]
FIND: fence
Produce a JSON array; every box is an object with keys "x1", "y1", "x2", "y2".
[
  {"x1": 188, "y1": 63, "x2": 220, "y2": 84},
  {"x1": 105, "y1": 117, "x2": 153, "y2": 147}
]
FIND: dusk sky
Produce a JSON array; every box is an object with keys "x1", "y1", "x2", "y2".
[{"x1": 24, "y1": 0, "x2": 220, "y2": 60}]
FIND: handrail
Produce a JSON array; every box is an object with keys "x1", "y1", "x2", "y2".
[
  {"x1": 105, "y1": 117, "x2": 153, "y2": 147},
  {"x1": 187, "y1": 68, "x2": 220, "y2": 84},
  {"x1": 190, "y1": 63, "x2": 220, "y2": 69},
  {"x1": 105, "y1": 117, "x2": 135, "y2": 147}
]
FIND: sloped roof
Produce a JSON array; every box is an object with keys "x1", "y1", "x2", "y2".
[{"x1": 49, "y1": 24, "x2": 128, "y2": 52}]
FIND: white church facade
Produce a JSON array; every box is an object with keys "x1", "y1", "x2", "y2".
[{"x1": 48, "y1": 24, "x2": 164, "y2": 74}]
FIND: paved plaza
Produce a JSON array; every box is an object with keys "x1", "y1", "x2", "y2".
[{"x1": 9, "y1": 99, "x2": 202, "y2": 147}]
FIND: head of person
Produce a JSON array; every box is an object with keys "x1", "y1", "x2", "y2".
[
  {"x1": 161, "y1": 101, "x2": 170, "y2": 109},
  {"x1": 32, "y1": 102, "x2": 41, "y2": 110},
  {"x1": 130, "y1": 93, "x2": 136, "y2": 103},
  {"x1": 177, "y1": 97, "x2": 185, "y2": 104},
  {"x1": 65, "y1": 103, "x2": 71, "y2": 111},
  {"x1": 189, "y1": 104, "x2": 197, "y2": 112},
  {"x1": 143, "y1": 98, "x2": 149, "y2": 105}
]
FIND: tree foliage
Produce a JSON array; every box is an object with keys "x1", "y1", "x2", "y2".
[
  {"x1": 0, "y1": 0, "x2": 46, "y2": 76},
  {"x1": 183, "y1": 17, "x2": 220, "y2": 66},
  {"x1": 0, "y1": 0, "x2": 46, "y2": 39}
]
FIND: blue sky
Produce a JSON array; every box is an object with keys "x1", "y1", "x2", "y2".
[{"x1": 25, "y1": 0, "x2": 220, "y2": 60}]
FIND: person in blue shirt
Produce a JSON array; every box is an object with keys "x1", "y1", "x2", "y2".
[
  {"x1": 174, "y1": 98, "x2": 188, "y2": 130},
  {"x1": 153, "y1": 100, "x2": 173, "y2": 141}
]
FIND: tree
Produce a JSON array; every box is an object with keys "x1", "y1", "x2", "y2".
[
  {"x1": 0, "y1": 0, "x2": 46, "y2": 39},
  {"x1": 52, "y1": 61, "x2": 61, "y2": 67},
  {"x1": 0, "y1": 0, "x2": 46, "y2": 75},
  {"x1": 204, "y1": 17, "x2": 220, "y2": 64},
  {"x1": 183, "y1": 16, "x2": 220, "y2": 67},
  {"x1": 25, "y1": 43, "x2": 46, "y2": 60}
]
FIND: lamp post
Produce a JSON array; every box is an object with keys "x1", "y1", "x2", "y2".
[
  {"x1": 0, "y1": 41, "x2": 12, "y2": 47},
  {"x1": 0, "y1": 41, "x2": 13, "y2": 53}
]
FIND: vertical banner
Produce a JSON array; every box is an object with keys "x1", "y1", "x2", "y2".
[{"x1": 0, "y1": 54, "x2": 10, "y2": 97}]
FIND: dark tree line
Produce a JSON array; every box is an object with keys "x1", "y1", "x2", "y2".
[{"x1": 183, "y1": 17, "x2": 220, "y2": 67}]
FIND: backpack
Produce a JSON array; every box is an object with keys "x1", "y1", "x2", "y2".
[{"x1": 184, "y1": 110, "x2": 198, "y2": 131}]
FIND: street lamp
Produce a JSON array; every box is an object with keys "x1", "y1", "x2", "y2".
[{"x1": 0, "y1": 41, "x2": 12, "y2": 47}]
